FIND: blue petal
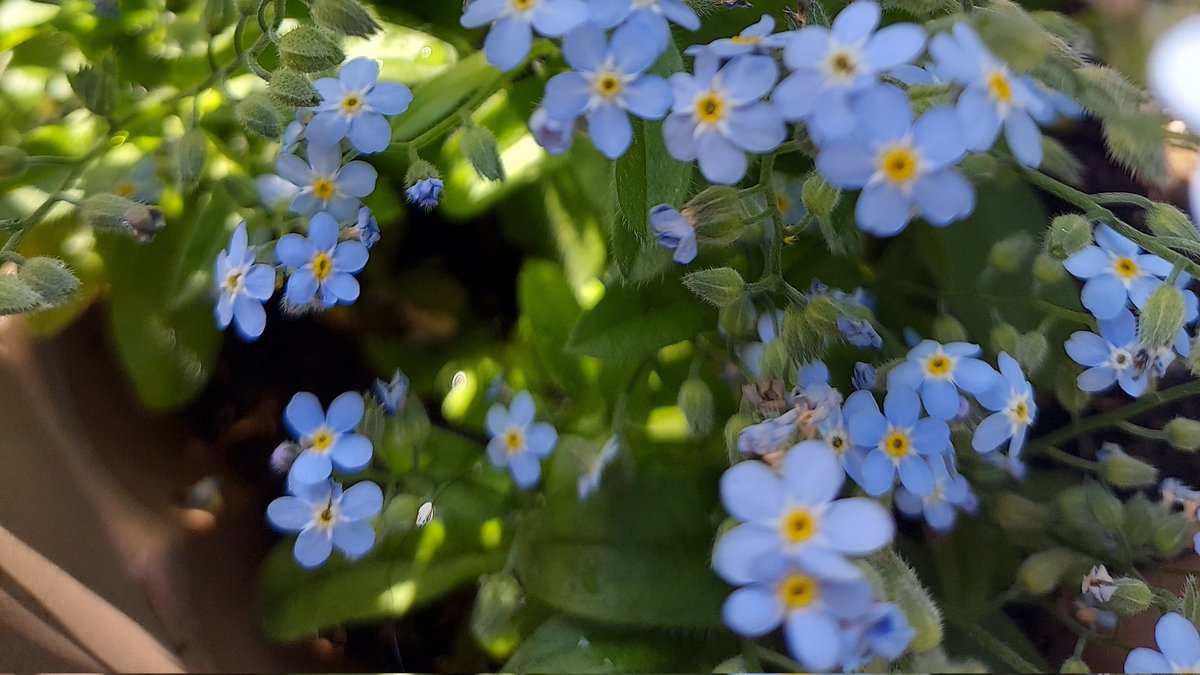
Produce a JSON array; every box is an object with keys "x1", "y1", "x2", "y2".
[
  {"x1": 340, "y1": 480, "x2": 383, "y2": 519},
  {"x1": 290, "y1": 450, "x2": 333, "y2": 484},
  {"x1": 726, "y1": 102, "x2": 786, "y2": 153},
  {"x1": 325, "y1": 273, "x2": 360, "y2": 304},
  {"x1": 865, "y1": 23, "x2": 926, "y2": 70},
  {"x1": 772, "y1": 70, "x2": 821, "y2": 122},
  {"x1": 821, "y1": 497, "x2": 895, "y2": 554},
  {"x1": 717, "y1": 55, "x2": 778, "y2": 105},
  {"x1": 267, "y1": 496, "x2": 311, "y2": 531},
  {"x1": 1081, "y1": 274, "x2": 1129, "y2": 320},
  {"x1": 808, "y1": 92, "x2": 856, "y2": 141},
  {"x1": 912, "y1": 417, "x2": 951, "y2": 454},
  {"x1": 956, "y1": 87, "x2": 1002, "y2": 151},
  {"x1": 332, "y1": 519, "x2": 375, "y2": 558},
  {"x1": 285, "y1": 270, "x2": 318, "y2": 305},
  {"x1": 588, "y1": 0, "x2": 630, "y2": 28},
  {"x1": 486, "y1": 402, "x2": 509, "y2": 436},
  {"x1": 286, "y1": 392, "x2": 325, "y2": 437},
  {"x1": 589, "y1": 104, "x2": 633, "y2": 159},
  {"x1": 294, "y1": 527, "x2": 333, "y2": 568},
  {"x1": 1125, "y1": 648, "x2": 1171, "y2": 675},
  {"x1": 1077, "y1": 366, "x2": 1117, "y2": 393},
  {"x1": 720, "y1": 460, "x2": 785, "y2": 521},
  {"x1": 924, "y1": 500, "x2": 956, "y2": 531},
  {"x1": 366, "y1": 82, "x2": 412, "y2": 116},
  {"x1": 561, "y1": 23, "x2": 606, "y2": 71},
  {"x1": 816, "y1": 139, "x2": 874, "y2": 188},
  {"x1": 847, "y1": 406, "x2": 887, "y2": 447},
  {"x1": 954, "y1": 358, "x2": 1001, "y2": 393},
  {"x1": 897, "y1": 455, "x2": 934, "y2": 496},
  {"x1": 1095, "y1": 224, "x2": 1139, "y2": 257},
  {"x1": 337, "y1": 161, "x2": 378, "y2": 198},
  {"x1": 722, "y1": 585, "x2": 784, "y2": 637},
  {"x1": 509, "y1": 451, "x2": 542, "y2": 489},
  {"x1": 232, "y1": 295, "x2": 266, "y2": 340},
  {"x1": 972, "y1": 412, "x2": 1012, "y2": 453},
  {"x1": 543, "y1": 72, "x2": 591, "y2": 120},
  {"x1": 713, "y1": 524, "x2": 781, "y2": 584},
  {"x1": 1156, "y1": 613, "x2": 1200, "y2": 667},
  {"x1": 526, "y1": 422, "x2": 558, "y2": 457},
  {"x1": 331, "y1": 434, "x2": 372, "y2": 472},
  {"x1": 856, "y1": 183, "x2": 912, "y2": 236},
  {"x1": 782, "y1": 441, "x2": 844, "y2": 505},
  {"x1": 276, "y1": 153, "x2": 313, "y2": 186},
  {"x1": 509, "y1": 391, "x2": 536, "y2": 427},
  {"x1": 784, "y1": 610, "x2": 841, "y2": 672},
  {"x1": 333, "y1": 240, "x2": 369, "y2": 274},
  {"x1": 913, "y1": 105, "x2": 966, "y2": 169},
  {"x1": 1129, "y1": 276, "x2": 1161, "y2": 309},
  {"x1": 662, "y1": 112, "x2": 699, "y2": 161},
  {"x1": 887, "y1": 361, "x2": 923, "y2": 390},
  {"x1": 1101, "y1": 308, "x2": 1138, "y2": 345},
  {"x1": 858, "y1": 450, "x2": 895, "y2": 496},
  {"x1": 611, "y1": 20, "x2": 663, "y2": 74},
  {"x1": 1066, "y1": 331, "x2": 1111, "y2": 366},
  {"x1": 484, "y1": 16, "x2": 533, "y2": 71},
  {"x1": 697, "y1": 132, "x2": 747, "y2": 185},
  {"x1": 339, "y1": 57, "x2": 379, "y2": 91},
  {"x1": 1064, "y1": 246, "x2": 1108, "y2": 278},
  {"x1": 831, "y1": 0, "x2": 880, "y2": 43},
  {"x1": 243, "y1": 264, "x2": 276, "y2": 300},
  {"x1": 624, "y1": 76, "x2": 672, "y2": 119},
  {"x1": 782, "y1": 27, "x2": 830, "y2": 71},
  {"x1": 347, "y1": 112, "x2": 391, "y2": 154},
  {"x1": 884, "y1": 386, "x2": 921, "y2": 427},
  {"x1": 326, "y1": 391, "x2": 364, "y2": 431},
  {"x1": 531, "y1": 0, "x2": 587, "y2": 36},
  {"x1": 1004, "y1": 109, "x2": 1043, "y2": 168},
  {"x1": 920, "y1": 379, "x2": 959, "y2": 420},
  {"x1": 913, "y1": 170, "x2": 975, "y2": 226},
  {"x1": 486, "y1": 436, "x2": 508, "y2": 468},
  {"x1": 461, "y1": 0, "x2": 505, "y2": 27},
  {"x1": 851, "y1": 84, "x2": 912, "y2": 141},
  {"x1": 657, "y1": 0, "x2": 699, "y2": 30}
]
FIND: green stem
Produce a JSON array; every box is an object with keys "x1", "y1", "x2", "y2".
[
  {"x1": 740, "y1": 640, "x2": 763, "y2": 672},
  {"x1": 1092, "y1": 192, "x2": 1157, "y2": 210},
  {"x1": 758, "y1": 150, "x2": 783, "y2": 279},
  {"x1": 1025, "y1": 378, "x2": 1200, "y2": 456},
  {"x1": 752, "y1": 644, "x2": 806, "y2": 672},
  {"x1": 946, "y1": 612, "x2": 1039, "y2": 673},
  {"x1": 3, "y1": 135, "x2": 113, "y2": 252},
  {"x1": 1117, "y1": 420, "x2": 1167, "y2": 440},
  {"x1": 1041, "y1": 446, "x2": 1100, "y2": 472}
]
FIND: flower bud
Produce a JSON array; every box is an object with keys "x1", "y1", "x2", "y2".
[
  {"x1": 1013, "y1": 331, "x2": 1050, "y2": 374},
  {"x1": 989, "y1": 232, "x2": 1035, "y2": 273},
  {"x1": 1153, "y1": 512, "x2": 1193, "y2": 557},
  {"x1": 0, "y1": 147, "x2": 26, "y2": 179},
  {"x1": 1102, "y1": 577, "x2": 1152, "y2": 616},
  {"x1": 759, "y1": 339, "x2": 791, "y2": 381},
  {"x1": 800, "y1": 172, "x2": 840, "y2": 217},
  {"x1": 724, "y1": 414, "x2": 751, "y2": 459},
  {"x1": 1083, "y1": 482, "x2": 1123, "y2": 529},
  {"x1": 1017, "y1": 548, "x2": 1079, "y2": 595},
  {"x1": 960, "y1": 152, "x2": 996, "y2": 182},
  {"x1": 461, "y1": 124, "x2": 504, "y2": 182},
  {"x1": 678, "y1": 377, "x2": 714, "y2": 436},
  {"x1": 471, "y1": 572, "x2": 524, "y2": 658},
  {"x1": 68, "y1": 64, "x2": 115, "y2": 117},
  {"x1": 873, "y1": 550, "x2": 943, "y2": 653},
  {"x1": 931, "y1": 314, "x2": 967, "y2": 344},
  {"x1": 0, "y1": 275, "x2": 43, "y2": 315},
  {"x1": 991, "y1": 492, "x2": 1050, "y2": 535},
  {"x1": 268, "y1": 68, "x2": 321, "y2": 107},
  {"x1": 17, "y1": 257, "x2": 79, "y2": 307},
  {"x1": 1055, "y1": 366, "x2": 1090, "y2": 414},
  {"x1": 82, "y1": 193, "x2": 166, "y2": 240},
  {"x1": 310, "y1": 0, "x2": 381, "y2": 37},
  {"x1": 279, "y1": 25, "x2": 345, "y2": 73},
  {"x1": 1146, "y1": 203, "x2": 1200, "y2": 243},
  {"x1": 1139, "y1": 283, "x2": 1187, "y2": 349},
  {"x1": 1046, "y1": 214, "x2": 1093, "y2": 260},
  {"x1": 1166, "y1": 418, "x2": 1200, "y2": 452},
  {"x1": 176, "y1": 129, "x2": 208, "y2": 194},
  {"x1": 416, "y1": 501, "x2": 435, "y2": 526},
  {"x1": 1033, "y1": 251, "x2": 1067, "y2": 284},
  {"x1": 852, "y1": 362, "x2": 876, "y2": 391},
  {"x1": 990, "y1": 322, "x2": 1020, "y2": 355},
  {"x1": 236, "y1": 93, "x2": 282, "y2": 139},
  {"x1": 1060, "y1": 657, "x2": 1091, "y2": 673},
  {"x1": 404, "y1": 159, "x2": 443, "y2": 211},
  {"x1": 1098, "y1": 443, "x2": 1158, "y2": 487},
  {"x1": 687, "y1": 186, "x2": 742, "y2": 244},
  {"x1": 719, "y1": 294, "x2": 758, "y2": 340},
  {"x1": 684, "y1": 267, "x2": 744, "y2": 308},
  {"x1": 203, "y1": 0, "x2": 234, "y2": 34}
]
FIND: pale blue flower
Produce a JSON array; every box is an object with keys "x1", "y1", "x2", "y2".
[
  {"x1": 461, "y1": 0, "x2": 588, "y2": 72},
  {"x1": 542, "y1": 22, "x2": 673, "y2": 159},
  {"x1": 714, "y1": 441, "x2": 895, "y2": 581},
  {"x1": 840, "y1": 603, "x2": 916, "y2": 669},
  {"x1": 1064, "y1": 224, "x2": 1173, "y2": 320},
  {"x1": 773, "y1": 172, "x2": 808, "y2": 225},
  {"x1": 1066, "y1": 308, "x2": 1174, "y2": 397},
  {"x1": 529, "y1": 106, "x2": 577, "y2": 155},
  {"x1": 894, "y1": 454, "x2": 973, "y2": 532},
  {"x1": 853, "y1": 362, "x2": 876, "y2": 390},
  {"x1": 373, "y1": 369, "x2": 409, "y2": 416},
  {"x1": 282, "y1": 108, "x2": 313, "y2": 155},
  {"x1": 818, "y1": 393, "x2": 873, "y2": 486},
  {"x1": 405, "y1": 178, "x2": 444, "y2": 212},
  {"x1": 275, "y1": 143, "x2": 378, "y2": 220},
  {"x1": 738, "y1": 408, "x2": 799, "y2": 457},
  {"x1": 257, "y1": 174, "x2": 300, "y2": 211},
  {"x1": 739, "y1": 310, "x2": 783, "y2": 376},
  {"x1": 113, "y1": 157, "x2": 162, "y2": 203},
  {"x1": 846, "y1": 387, "x2": 951, "y2": 497},
  {"x1": 972, "y1": 352, "x2": 1036, "y2": 458},
  {"x1": 929, "y1": 23, "x2": 1049, "y2": 167},
  {"x1": 214, "y1": 222, "x2": 275, "y2": 340},
  {"x1": 685, "y1": 15, "x2": 788, "y2": 58},
  {"x1": 349, "y1": 206, "x2": 380, "y2": 249},
  {"x1": 1027, "y1": 77, "x2": 1084, "y2": 124},
  {"x1": 284, "y1": 391, "x2": 375, "y2": 483},
  {"x1": 888, "y1": 340, "x2": 1000, "y2": 420},
  {"x1": 1125, "y1": 613, "x2": 1200, "y2": 673},
  {"x1": 276, "y1": 212, "x2": 370, "y2": 308},
  {"x1": 816, "y1": 85, "x2": 974, "y2": 236},
  {"x1": 649, "y1": 204, "x2": 697, "y2": 263},
  {"x1": 266, "y1": 475, "x2": 382, "y2": 568},
  {"x1": 578, "y1": 436, "x2": 620, "y2": 499},
  {"x1": 664, "y1": 51, "x2": 786, "y2": 185},
  {"x1": 839, "y1": 316, "x2": 882, "y2": 348},
  {"x1": 772, "y1": 0, "x2": 925, "y2": 141},
  {"x1": 486, "y1": 391, "x2": 557, "y2": 489},
  {"x1": 1163, "y1": 273, "x2": 1199, "y2": 358},
  {"x1": 308, "y1": 58, "x2": 413, "y2": 154},
  {"x1": 588, "y1": 0, "x2": 700, "y2": 49}
]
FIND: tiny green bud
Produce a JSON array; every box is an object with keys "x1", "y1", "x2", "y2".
[
  {"x1": 1102, "y1": 577, "x2": 1152, "y2": 616},
  {"x1": 17, "y1": 257, "x2": 80, "y2": 307},
  {"x1": 1013, "y1": 331, "x2": 1050, "y2": 374},
  {"x1": 1139, "y1": 283, "x2": 1187, "y2": 349},
  {"x1": 1083, "y1": 482, "x2": 1124, "y2": 529},
  {"x1": 0, "y1": 147, "x2": 27, "y2": 179},
  {"x1": 991, "y1": 492, "x2": 1050, "y2": 534},
  {"x1": 1166, "y1": 418, "x2": 1200, "y2": 452},
  {"x1": 931, "y1": 314, "x2": 968, "y2": 343},
  {"x1": 176, "y1": 130, "x2": 208, "y2": 194},
  {"x1": 800, "y1": 172, "x2": 840, "y2": 217},
  {"x1": 724, "y1": 414, "x2": 751, "y2": 459},
  {"x1": 991, "y1": 322, "x2": 1020, "y2": 354},
  {"x1": 759, "y1": 339, "x2": 791, "y2": 381},
  {"x1": 310, "y1": 0, "x2": 381, "y2": 37},
  {"x1": 1017, "y1": 548, "x2": 1079, "y2": 595},
  {"x1": 1055, "y1": 365, "x2": 1091, "y2": 413},
  {"x1": 688, "y1": 186, "x2": 742, "y2": 244},
  {"x1": 68, "y1": 64, "x2": 116, "y2": 117},
  {"x1": 235, "y1": 93, "x2": 282, "y2": 139},
  {"x1": 1046, "y1": 214, "x2": 1093, "y2": 260},
  {"x1": 203, "y1": 0, "x2": 234, "y2": 34},
  {"x1": 0, "y1": 275, "x2": 43, "y2": 315},
  {"x1": 404, "y1": 158, "x2": 440, "y2": 186},
  {"x1": 678, "y1": 378, "x2": 714, "y2": 436},
  {"x1": 684, "y1": 267, "x2": 744, "y2": 308},
  {"x1": 1060, "y1": 657, "x2": 1091, "y2": 673},
  {"x1": 470, "y1": 572, "x2": 523, "y2": 657},
  {"x1": 989, "y1": 232, "x2": 1035, "y2": 273},
  {"x1": 1190, "y1": 335, "x2": 1200, "y2": 377},
  {"x1": 719, "y1": 294, "x2": 758, "y2": 340},
  {"x1": 1146, "y1": 203, "x2": 1200, "y2": 243},
  {"x1": 1098, "y1": 443, "x2": 1158, "y2": 487},
  {"x1": 268, "y1": 68, "x2": 321, "y2": 107},
  {"x1": 460, "y1": 124, "x2": 505, "y2": 182},
  {"x1": 279, "y1": 25, "x2": 345, "y2": 73},
  {"x1": 873, "y1": 550, "x2": 943, "y2": 652},
  {"x1": 81, "y1": 193, "x2": 165, "y2": 241},
  {"x1": 1033, "y1": 251, "x2": 1067, "y2": 284},
  {"x1": 959, "y1": 152, "x2": 996, "y2": 182},
  {"x1": 235, "y1": 0, "x2": 258, "y2": 14},
  {"x1": 1153, "y1": 512, "x2": 1193, "y2": 557},
  {"x1": 1056, "y1": 486, "x2": 1093, "y2": 531}
]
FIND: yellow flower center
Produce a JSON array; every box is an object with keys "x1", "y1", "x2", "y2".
[
  {"x1": 224, "y1": 271, "x2": 244, "y2": 292},
  {"x1": 777, "y1": 194, "x2": 791, "y2": 214},
  {"x1": 313, "y1": 502, "x2": 338, "y2": 529},
  {"x1": 312, "y1": 178, "x2": 336, "y2": 201},
  {"x1": 880, "y1": 147, "x2": 919, "y2": 184},
  {"x1": 884, "y1": 430, "x2": 911, "y2": 459},
  {"x1": 926, "y1": 354, "x2": 952, "y2": 377},
  {"x1": 504, "y1": 429, "x2": 524, "y2": 454},
  {"x1": 780, "y1": 507, "x2": 817, "y2": 544},
  {"x1": 830, "y1": 51, "x2": 857, "y2": 76},
  {"x1": 829, "y1": 434, "x2": 847, "y2": 454},
  {"x1": 311, "y1": 253, "x2": 334, "y2": 281},
  {"x1": 341, "y1": 94, "x2": 364, "y2": 113},
  {"x1": 1113, "y1": 256, "x2": 1139, "y2": 279},
  {"x1": 594, "y1": 72, "x2": 623, "y2": 99},
  {"x1": 695, "y1": 93, "x2": 725, "y2": 125},
  {"x1": 511, "y1": 0, "x2": 535, "y2": 9},
  {"x1": 778, "y1": 573, "x2": 819, "y2": 610},
  {"x1": 311, "y1": 428, "x2": 334, "y2": 452},
  {"x1": 1009, "y1": 399, "x2": 1030, "y2": 424},
  {"x1": 730, "y1": 35, "x2": 762, "y2": 45},
  {"x1": 116, "y1": 181, "x2": 136, "y2": 198},
  {"x1": 987, "y1": 71, "x2": 1012, "y2": 104}
]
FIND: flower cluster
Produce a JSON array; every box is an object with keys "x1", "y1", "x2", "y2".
[{"x1": 1063, "y1": 224, "x2": 1197, "y2": 398}]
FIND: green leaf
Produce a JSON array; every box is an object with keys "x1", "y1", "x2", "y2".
[
  {"x1": 390, "y1": 51, "x2": 499, "y2": 143},
  {"x1": 518, "y1": 259, "x2": 588, "y2": 393},
  {"x1": 566, "y1": 278, "x2": 714, "y2": 361},
  {"x1": 503, "y1": 615, "x2": 725, "y2": 673}
]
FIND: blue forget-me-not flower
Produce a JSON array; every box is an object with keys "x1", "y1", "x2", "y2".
[
  {"x1": 815, "y1": 85, "x2": 974, "y2": 236},
  {"x1": 714, "y1": 441, "x2": 895, "y2": 582},
  {"x1": 405, "y1": 177, "x2": 444, "y2": 212},
  {"x1": 349, "y1": 206, "x2": 380, "y2": 249},
  {"x1": 840, "y1": 602, "x2": 917, "y2": 670},
  {"x1": 929, "y1": 23, "x2": 1048, "y2": 168},
  {"x1": 214, "y1": 222, "x2": 275, "y2": 341},
  {"x1": 685, "y1": 15, "x2": 788, "y2": 58},
  {"x1": 284, "y1": 391, "x2": 375, "y2": 483},
  {"x1": 267, "y1": 475, "x2": 382, "y2": 568},
  {"x1": 373, "y1": 369, "x2": 409, "y2": 416},
  {"x1": 1064, "y1": 224, "x2": 1173, "y2": 320},
  {"x1": 1125, "y1": 612, "x2": 1200, "y2": 673},
  {"x1": 275, "y1": 142, "x2": 378, "y2": 221},
  {"x1": 888, "y1": 339, "x2": 1000, "y2": 420},
  {"x1": 486, "y1": 390, "x2": 558, "y2": 489},
  {"x1": 461, "y1": 0, "x2": 588, "y2": 72},
  {"x1": 276, "y1": 212, "x2": 370, "y2": 308},
  {"x1": 663, "y1": 51, "x2": 786, "y2": 185},
  {"x1": 588, "y1": 0, "x2": 700, "y2": 49},
  {"x1": 972, "y1": 352, "x2": 1036, "y2": 458},
  {"x1": 846, "y1": 386, "x2": 951, "y2": 497},
  {"x1": 649, "y1": 204, "x2": 698, "y2": 263},
  {"x1": 308, "y1": 58, "x2": 413, "y2": 154},
  {"x1": 1066, "y1": 308, "x2": 1174, "y2": 398},
  {"x1": 772, "y1": 0, "x2": 926, "y2": 142},
  {"x1": 530, "y1": 106, "x2": 577, "y2": 155},
  {"x1": 893, "y1": 454, "x2": 974, "y2": 532}
]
